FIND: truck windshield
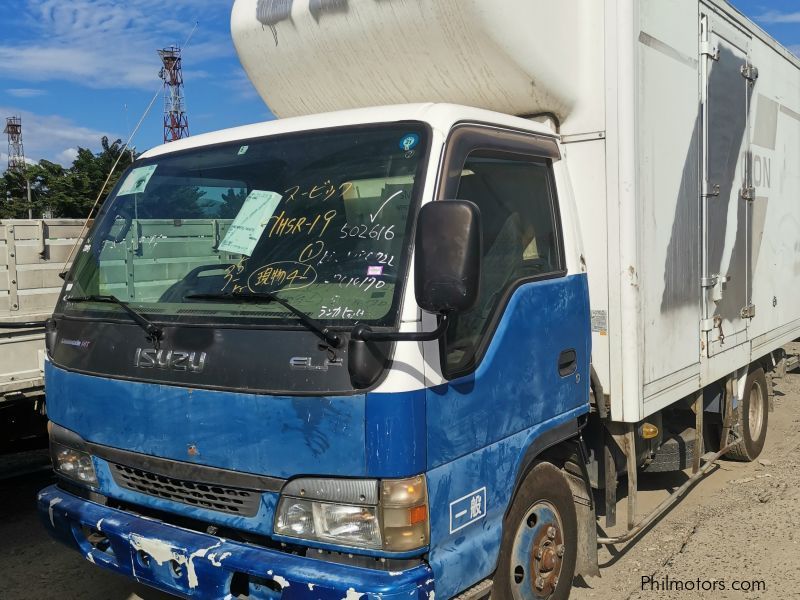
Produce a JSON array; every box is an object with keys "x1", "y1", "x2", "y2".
[{"x1": 63, "y1": 124, "x2": 428, "y2": 328}]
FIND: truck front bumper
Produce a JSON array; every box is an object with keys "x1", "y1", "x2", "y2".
[{"x1": 38, "y1": 485, "x2": 435, "y2": 600}]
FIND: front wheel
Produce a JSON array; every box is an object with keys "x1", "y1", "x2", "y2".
[
  {"x1": 726, "y1": 367, "x2": 769, "y2": 461},
  {"x1": 493, "y1": 462, "x2": 577, "y2": 600}
]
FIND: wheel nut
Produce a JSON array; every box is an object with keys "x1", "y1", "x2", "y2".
[
  {"x1": 556, "y1": 544, "x2": 565, "y2": 557},
  {"x1": 535, "y1": 576, "x2": 545, "y2": 590},
  {"x1": 553, "y1": 576, "x2": 559, "y2": 587},
  {"x1": 547, "y1": 526, "x2": 556, "y2": 539},
  {"x1": 535, "y1": 548, "x2": 543, "y2": 559}
]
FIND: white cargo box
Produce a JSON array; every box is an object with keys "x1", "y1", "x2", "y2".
[{"x1": 233, "y1": 0, "x2": 800, "y2": 422}]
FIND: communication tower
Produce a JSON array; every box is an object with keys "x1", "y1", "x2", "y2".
[
  {"x1": 158, "y1": 46, "x2": 190, "y2": 143},
  {"x1": 3, "y1": 116, "x2": 26, "y2": 172}
]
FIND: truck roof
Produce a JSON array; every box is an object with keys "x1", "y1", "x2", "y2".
[{"x1": 140, "y1": 102, "x2": 557, "y2": 159}]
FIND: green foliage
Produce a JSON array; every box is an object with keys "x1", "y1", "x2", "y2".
[{"x1": 0, "y1": 136, "x2": 138, "y2": 219}]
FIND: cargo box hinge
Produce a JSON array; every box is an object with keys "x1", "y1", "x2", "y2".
[
  {"x1": 700, "y1": 41, "x2": 719, "y2": 61},
  {"x1": 740, "y1": 304, "x2": 756, "y2": 319},
  {"x1": 740, "y1": 63, "x2": 759, "y2": 83},
  {"x1": 740, "y1": 186, "x2": 756, "y2": 201}
]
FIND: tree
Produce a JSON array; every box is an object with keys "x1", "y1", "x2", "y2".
[{"x1": 0, "y1": 137, "x2": 138, "y2": 219}]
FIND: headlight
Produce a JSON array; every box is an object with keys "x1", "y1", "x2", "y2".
[
  {"x1": 275, "y1": 475, "x2": 429, "y2": 552},
  {"x1": 51, "y1": 440, "x2": 97, "y2": 486},
  {"x1": 276, "y1": 498, "x2": 382, "y2": 548}
]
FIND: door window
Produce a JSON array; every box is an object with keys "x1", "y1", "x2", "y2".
[{"x1": 444, "y1": 151, "x2": 563, "y2": 375}]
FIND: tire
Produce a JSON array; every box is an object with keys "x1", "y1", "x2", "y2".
[
  {"x1": 726, "y1": 367, "x2": 769, "y2": 462},
  {"x1": 493, "y1": 462, "x2": 577, "y2": 600}
]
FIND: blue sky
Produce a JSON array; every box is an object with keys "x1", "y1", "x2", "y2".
[{"x1": 0, "y1": 0, "x2": 798, "y2": 166}]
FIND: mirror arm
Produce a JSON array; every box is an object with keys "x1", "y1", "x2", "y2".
[{"x1": 351, "y1": 314, "x2": 449, "y2": 342}]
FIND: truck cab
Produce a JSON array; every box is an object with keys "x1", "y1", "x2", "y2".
[{"x1": 39, "y1": 104, "x2": 591, "y2": 599}]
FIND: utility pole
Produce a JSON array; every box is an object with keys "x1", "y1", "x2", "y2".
[
  {"x1": 3, "y1": 116, "x2": 33, "y2": 218},
  {"x1": 158, "y1": 46, "x2": 190, "y2": 143}
]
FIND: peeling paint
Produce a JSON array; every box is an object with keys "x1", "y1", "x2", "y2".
[
  {"x1": 343, "y1": 588, "x2": 364, "y2": 600},
  {"x1": 308, "y1": 583, "x2": 316, "y2": 591},
  {"x1": 129, "y1": 534, "x2": 222, "y2": 589},
  {"x1": 48, "y1": 497, "x2": 63, "y2": 527},
  {"x1": 85, "y1": 552, "x2": 95, "y2": 564},
  {"x1": 208, "y1": 551, "x2": 232, "y2": 567},
  {"x1": 273, "y1": 574, "x2": 290, "y2": 589}
]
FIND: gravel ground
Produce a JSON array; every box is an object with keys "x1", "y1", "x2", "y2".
[{"x1": 1, "y1": 362, "x2": 799, "y2": 599}]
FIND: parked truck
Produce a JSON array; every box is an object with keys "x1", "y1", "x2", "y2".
[
  {"x1": 37, "y1": 1, "x2": 800, "y2": 598},
  {"x1": 1, "y1": 219, "x2": 83, "y2": 452}
]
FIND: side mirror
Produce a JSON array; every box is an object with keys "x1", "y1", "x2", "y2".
[{"x1": 414, "y1": 200, "x2": 482, "y2": 313}]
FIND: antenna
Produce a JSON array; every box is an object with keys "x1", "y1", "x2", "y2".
[
  {"x1": 158, "y1": 45, "x2": 190, "y2": 143},
  {"x1": 4, "y1": 116, "x2": 26, "y2": 172}
]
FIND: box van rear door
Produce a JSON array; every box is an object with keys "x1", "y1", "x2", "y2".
[{"x1": 700, "y1": 12, "x2": 755, "y2": 357}]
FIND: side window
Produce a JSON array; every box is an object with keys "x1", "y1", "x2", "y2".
[{"x1": 444, "y1": 151, "x2": 563, "y2": 376}]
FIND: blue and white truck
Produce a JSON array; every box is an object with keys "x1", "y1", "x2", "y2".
[{"x1": 38, "y1": 1, "x2": 800, "y2": 598}]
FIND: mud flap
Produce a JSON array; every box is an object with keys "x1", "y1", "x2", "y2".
[{"x1": 564, "y1": 470, "x2": 599, "y2": 577}]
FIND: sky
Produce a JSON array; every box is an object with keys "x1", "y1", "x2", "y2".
[{"x1": 0, "y1": 0, "x2": 798, "y2": 166}]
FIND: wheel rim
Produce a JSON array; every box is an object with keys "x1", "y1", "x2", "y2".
[
  {"x1": 509, "y1": 501, "x2": 565, "y2": 600},
  {"x1": 748, "y1": 379, "x2": 765, "y2": 440}
]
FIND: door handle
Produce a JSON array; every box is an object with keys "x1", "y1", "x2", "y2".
[{"x1": 558, "y1": 349, "x2": 577, "y2": 377}]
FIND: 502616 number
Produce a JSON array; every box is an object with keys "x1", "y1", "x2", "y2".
[{"x1": 339, "y1": 223, "x2": 395, "y2": 241}]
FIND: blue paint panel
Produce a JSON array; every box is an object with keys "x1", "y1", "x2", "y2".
[
  {"x1": 426, "y1": 274, "x2": 591, "y2": 468},
  {"x1": 38, "y1": 485, "x2": 434, "y2": 600},
  {"x1": 424, "y1": 274, "x2": 591, "y2": 598},
  {"x1": 45, "y1": 363, "x2": 367, "y2": 479},
  {"x1": 365, "y1": 388, "x2": 426, "y2": 477},
  {"x1": 426, "y1": 406, "x2": 587, "y2": 599}
]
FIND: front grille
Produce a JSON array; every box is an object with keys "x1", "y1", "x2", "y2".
[{"x1": 110, "y1": 463, "x2": 261, "y2": 516}]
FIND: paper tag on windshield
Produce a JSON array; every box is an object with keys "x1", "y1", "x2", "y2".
[
  {"x1": 217, "y1": 190, "x2": 282, "y2": 256},
  {"x1": 118, "y1": 165, "x2": 157, "y2": 195}
]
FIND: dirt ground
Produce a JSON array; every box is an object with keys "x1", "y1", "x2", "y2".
[
  {"x1": 571, "y1": 357, "x2": 800, "y2": 600},
  {"x1": 1, "y1": 362, "x2": 799, "y2": 600}
]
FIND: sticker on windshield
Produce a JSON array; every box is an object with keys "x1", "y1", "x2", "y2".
[
  {"x1": 367, "y1": 265, "x2": 383, "y2": 276},
  {"x1": 217, "y1": 190, "x2": 282, "y2": 256},
  {"x1": 117, "y1": 165, "x2": 158, "y2": 196},
  {"x1": 238, "y1": 145, "x2": 249, "y2": 155},
  {"x1": 399, "y1": 133, "x2": 419, "y2": 151}
]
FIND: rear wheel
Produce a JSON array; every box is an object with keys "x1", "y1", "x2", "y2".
[
  {"x1": 493, "y1": 462, "x2": 577, "y2": 600},
  {"x1": 726, "y1": 367, "x2": 769, "y2": 461}
]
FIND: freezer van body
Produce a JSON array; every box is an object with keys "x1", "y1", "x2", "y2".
[
  {"x1": 235, "y1": 0, "x2": 800, "y2": 422},
  {"x1": 37, "y1": 1, "x2": 800, "y2": 599}
]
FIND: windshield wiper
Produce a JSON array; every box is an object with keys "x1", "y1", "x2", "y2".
[
  {"x1": 65, "y1": 295, "x2": 164, "y2": 345},
  {"x1": 185, "y1": 292, "x2": 342, "y2": 348}
]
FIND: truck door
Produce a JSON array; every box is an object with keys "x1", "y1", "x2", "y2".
[
  {"x1": 422, "y1": 125, "x2": 590, "y2": 597},
  {"x1": 700, "y1": 13, "x2": 756, "y2": 356}
]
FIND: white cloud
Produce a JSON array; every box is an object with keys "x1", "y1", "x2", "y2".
[
  {"x1": 0, "y1": 0, "x2": 235, "y2": 90},
  {"x1": 56, "y1": 147, "x2": 79, "y2": 165},
  {"x1": 0, "y1": 105, "x2": 112, "y2": 165},
  {"x1": 6, "y1": 88, "x2": 47, "y2": 98},
  {"x1": 756, "y1": 10, "x2": 800, "y2": 24}
]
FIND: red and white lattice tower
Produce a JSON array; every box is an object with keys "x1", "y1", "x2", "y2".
[
  {"x1": 158, "y1": 46, "x2": 190, "y2": 143},
  {"x1": 3, "y1": 116, "x2": 26, "y2": 172}
]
